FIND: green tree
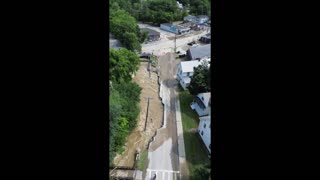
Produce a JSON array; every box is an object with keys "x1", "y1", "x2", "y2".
[
  {"x1": 187, "y1": 60, "x2": 211, "y2": 95},
  {"x1": 109, "y1": 81, "x2": 142, "y2": 164},
  {"x1": 140, "y1": 31, "x2": 149, "y2": 43},
  {"x1": 193, "y1": 163, "x2": 211, "y2": 180},
  {"x1": 109, "y1": 48, "x2": 140, "y2": 83},
  {"x1": 109, "y1": 88, "x2": 122, "y2": 165},
  {"x1": 114, "y1": 82, "x2": 142, "y2": 130},
  {"x1": 121, "y1": 32, "x2": 142, "y2": 52}
]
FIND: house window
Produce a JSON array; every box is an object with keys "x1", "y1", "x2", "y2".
[
  {"x1": 204, "y1": 123, "x2": 206, "y2": 128},
  {"x1": 201, "y1": 131, "x2": 204, "y2": 136},
  {"x1": 209, "y1": 144, "x2": 211, "y2": 149}
]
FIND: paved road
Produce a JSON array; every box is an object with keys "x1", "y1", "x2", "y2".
[
  {"x1": 140, "y1": 23, "x2": 209, "y2": 56},
  {"x1": 146, "y1": 53, "x2": 181, "y2": 180}
]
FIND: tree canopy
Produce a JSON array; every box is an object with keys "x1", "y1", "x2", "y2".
[
  {"x1": 110, "y1": 0, "x2": 191, "y2": 25},
  {"x1": 109, "y1": 48, "x2": 140, "y2": 83},
  {"x1": 193, "y1": 163, "x2": 211, "y2": 180},
  {"x1": 187, "y1": 61, "x2": 211, "y2": 95},
  {"x1": 110, "y1": 9, "x2": 141, "y2": 52},
  {"x1": 109, "y1": 81, "x2": 142, "y2": 165}
]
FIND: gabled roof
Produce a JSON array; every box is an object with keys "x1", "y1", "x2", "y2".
[
  {"x1": 197, "y1": 92, "x2": 211, "y2": 108},
  {"x1": 161, "y1": 23, "x2": 190, "y2": 30},
  {"x1": 180, "y1": 60, "x2": 200, "y2": 73},
  {"x1": 199, "y1": 115, "x2": 211, "y2": 122},
  {"x1": 188, "y1": 44, "x2": 211, "y2": 60}
]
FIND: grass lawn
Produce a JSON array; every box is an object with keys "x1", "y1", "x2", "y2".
[
  {"x1": 178, "y1": 87, "x2": 210, "y2": 180},
  {"x1": 137, "y1": 150, "x2": 148, "y2": 171}
]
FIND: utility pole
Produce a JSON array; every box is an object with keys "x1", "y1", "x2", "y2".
[{"x1": 144, "y1": 97, "x2": 152, "y2": 131}]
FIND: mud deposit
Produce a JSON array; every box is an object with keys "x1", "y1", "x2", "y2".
[{"x1": 113, "y1": 62, "x2": 163, "y2": 167}]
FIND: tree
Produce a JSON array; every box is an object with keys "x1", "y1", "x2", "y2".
[
  {"x1": 114, "y1": 82, "x2": 142, "y2": 130},
  {"x1": 189, "y1": 0, "x2": 210, "y2": 16},
  {"x1": 187, "y1": 60, "x2": 210, "y2": 95},
  {"x1": 109, "y1": 88, "x2": 122, "y2": 165},
  {"x1": 121, "y1": 32, "x2": 142, "y2": 52},
  {"x1": 193, "y1": 164, "x2": 211, "y2": 179},
  {"x1": 140, "y1": 31, "x2": 149, "y2": 43},
  {"x1": 109, "y1": 48, "x2": 140, "y2": 83},
  {"x1": 109, "y1": 81, "x2": 142, "y2": 164}
]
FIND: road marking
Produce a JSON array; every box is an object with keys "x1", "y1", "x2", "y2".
[
  {"x1": 147, "y1": 169, "x2": 180, "y2": 173},
  {"x1": 146, "y1": 169, "x2": 180, "y2": 180},
  {"x1": 148, "y1": 170, "x2": 152, "y2": 179}
]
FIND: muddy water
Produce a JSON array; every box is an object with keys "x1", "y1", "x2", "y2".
[{"x1": 113, "y1": 62, "x2": 164, "y2": 167}]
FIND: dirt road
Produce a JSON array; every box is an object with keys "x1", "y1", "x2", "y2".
[{"x1": 146, "y1": 53, "x2": 182, "y2": 180}]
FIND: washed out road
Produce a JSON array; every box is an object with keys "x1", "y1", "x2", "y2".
[{"x1": 146, "y1": 53, "x2": 181, "y2": 180}]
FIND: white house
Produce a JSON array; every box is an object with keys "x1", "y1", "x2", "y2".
[
  {"x1": 177, "y1": 58, "x2": 210, "y2": 90},
  {"x1": 191, "y1": 92, "x2": 211, "y2": 117},
  {"x1": 198, "y1": 115, "x2": 211, "y2": 153},
  {"x1": 177, "y1": 60, "x2": 200, "y2": 90}
]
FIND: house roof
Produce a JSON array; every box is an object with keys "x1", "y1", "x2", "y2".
[
  {"x1": 188, "y1": 44, "x2": 211, "y2": 60},
  {"x1": 140, "y1": 28, "x2": 160, "y2": 36},
  {"x1": 180, "y1": 60, "x2": 200, "y2": 73},
  {"x1": 197, "y1": 92, "x2": 211, "y2": 108},
  {"x1": 161, "y1": 23, "x2": 190, "y2": 31},
  {"x1": 197, "y1": 15, "x2": 209, "y2": 19},
  {"x1": 199, "y1": 115, "x2": 211, "y2": 122},
  {"x1": 161, "y1": 23, "x2": 173, "y2": 27}
]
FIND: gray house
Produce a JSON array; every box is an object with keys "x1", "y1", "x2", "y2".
[
  {"x1": 140, "y1": 28, "x2": 160, "y2": 42},
  {"x1": 197, "y1": 15, "x2": 209, "y2": 24},
  {"x1": 184, "y1": 15, "x2": 197, "y2": 23},
  {"x1": 160, "y1": 23, "x2": 191, "y2": 35},
  {"x1": 191, "y1": 92, "x2": 211, "y2": 117},
  {"x1": 187, "y1": 44, "x2": 211, "y2": 60}
]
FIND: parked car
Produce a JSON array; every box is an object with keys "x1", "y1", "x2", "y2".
[
  {"x1": 187, "y1": 41, "x2": 196, "y2": 46},
  {"x1": 179, "y1": 54, "x2": 186, "y2": 58}
]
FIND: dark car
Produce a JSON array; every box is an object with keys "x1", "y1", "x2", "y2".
[
  {"x1": 187, "y1": 41, "x2": 196, "y2": 46},
  {"x1": 179, "y1": 54, "x2": 186, "y2": 58}
]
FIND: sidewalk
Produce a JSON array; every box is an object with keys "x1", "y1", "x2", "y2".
[{"x1": 175, "y1": 91, "x2": 189, "y2": 180}]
